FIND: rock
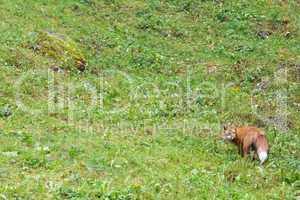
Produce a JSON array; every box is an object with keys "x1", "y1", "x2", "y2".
[
  {"x1": 34, "y1": 31, "x2": 87, "y2": 71},
  {"x1": 0, "y1": 106, "x2": 12, "y2": 118},
  {"x1": 256, "y1": 31, "x2": 272, "y2": 39},
  {"x1": 2, "y1": 151, "x2": 18, "y2": 157}
]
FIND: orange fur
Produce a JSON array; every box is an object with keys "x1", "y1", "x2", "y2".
[{"x1": 223, "y1": 125, "x2": 269, "y2": 164}]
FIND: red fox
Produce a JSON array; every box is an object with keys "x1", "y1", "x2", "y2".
[{"x1": 223, "y1": 125, "x2": 269, "y2": 164}]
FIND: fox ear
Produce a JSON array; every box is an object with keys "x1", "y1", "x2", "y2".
[{"x1": 223, "y1": 125, "x2": 228, "y2": 130}]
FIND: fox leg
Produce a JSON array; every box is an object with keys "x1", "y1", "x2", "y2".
[
  {"x1": 242, "y1": 145, "x2": 250, "y2": 158},
  {"x1": 238, "y1": 145, "x2": 243, "y2": 156},
  {"x1": 253, "y1": 153, "x2": 258, "y2": 160}
]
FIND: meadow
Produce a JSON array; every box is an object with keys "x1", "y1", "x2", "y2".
[{"x1": 0, "y1": 0, "x2": 299, "y2": 199}]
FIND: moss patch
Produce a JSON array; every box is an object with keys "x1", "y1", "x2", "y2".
[{"x1": 34, "y1": 31, "x2": 87, "y2": 71}]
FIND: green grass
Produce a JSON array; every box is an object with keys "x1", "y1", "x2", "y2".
[{"x1": 0, "y1": 0, "x2": 299, "y2": 199}]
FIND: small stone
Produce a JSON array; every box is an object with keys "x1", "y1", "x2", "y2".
[
  {"x1": 257, "y1": 31, "x2": 271, "y2": 39},
  {"x1": 283, "y1": 31, "x2": 291, "y2": 38},
  {"x1": 0, "y1": 106, "x2": 12, "y2": 118},
  {"x1": 2, "y1": 151, "x2": 18, "y2": 157},
  {"x1": 191, "y1": 168, "x2": 199, "y2": 176},
  {"x1": 51, "y1": 66, "x2": 64, "y2": 73}
]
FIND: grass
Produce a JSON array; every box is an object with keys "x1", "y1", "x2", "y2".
[{"x1": 0, "y1": 0, "x2": 299, "y2": 199}]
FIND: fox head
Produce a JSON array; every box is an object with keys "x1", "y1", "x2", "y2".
[{"x1": 223, "y1": 125, "x2": 237, "y2": 141}]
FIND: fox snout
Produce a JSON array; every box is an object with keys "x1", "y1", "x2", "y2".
[{"x1": 223, "y1": 134, "x2": 234, "y2": 141}]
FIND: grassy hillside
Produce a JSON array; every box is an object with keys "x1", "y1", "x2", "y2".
[{"x1": 0, "y1": 0, "x2": 299, "y2": 199}]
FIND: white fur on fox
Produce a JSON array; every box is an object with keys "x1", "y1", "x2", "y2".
[{"x1": 258, "y1": 151, "x2": 268, "y2": 164}]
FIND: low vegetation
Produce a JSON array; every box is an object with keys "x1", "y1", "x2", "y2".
[{"x1": 0, "y1": 0, "x2": 299, "y2": 199}]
